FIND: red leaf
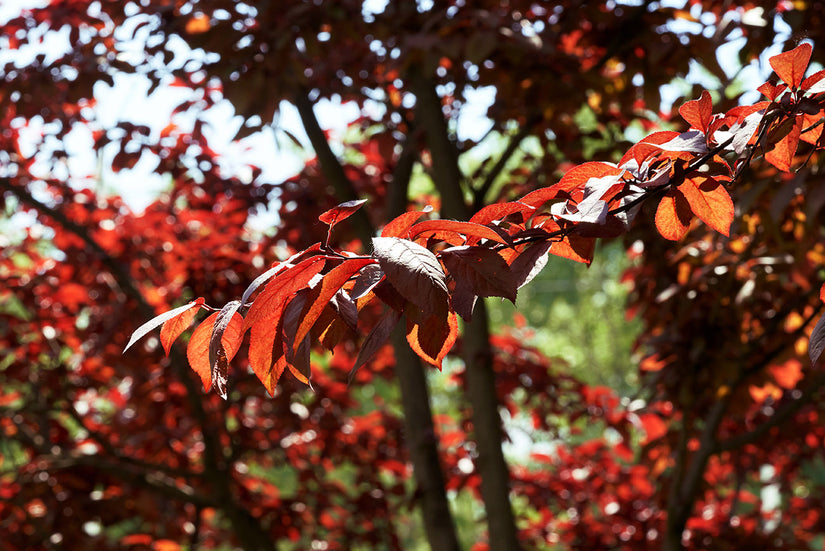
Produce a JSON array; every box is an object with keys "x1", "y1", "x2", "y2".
[
  {"x1": 440, "y1": 246, "x2": 517, "y2": 303},
  {"x1": 124, "y1": 298, "x2": 204, "y2": 353},
  {"x1": 318, "y1": 198, "x2": 367, "y2": 228},
  {"x1": 801, "y1": 110, "x2": 825, "y2": 145},
  {"x1": 757, "y1": 81, "x2": 787, "y2": 101},
  {"x1": 372, "y1": 237, "x2": 449, "y2": 315},
  {"x1": 380, "y1": 205, "x2": 433, "y2": 238},
  {"x1": 209, "y1": 300, "x2": 243, "y2": 398},
  {"x1": 655, "y1": 189, "x2": 693, "y2": 241},
  {"x1": 469, "y1": 201, "x2": 534, "y2": 225},
  {"x1": 550, "y1": 235, "x2": 596, "y2": 264},
  {"x1": 243, "y1": 256, "x2": 326, "y2": 331},
  {"x1": 406, "y1": 310, "x2": 458, "y2": 369},
  {"x1": 677, "y1": 176, "x2": 734, "y2": 236},
  {"x1": 248, "y1": 318, "x2": 284, "y2": 394},
  {"x1": 239, "y1": 244, "x2": 323, "y2": 307},
  {"x1": 765, "y1": 116, "x2": 803, "y2": 172},
  {"x1": 769, "y1": 42, "x2": 812, "y2": 89},
  {"x1": 801, "y1": 69, "x2": 825, "y2": 93},
  {"x1": 186, "y1": 311, "x2": 243, "y2": 392},
  {"x1": 620, "y1": 131, "x2": 680, "y2": 166},
  {"x1": 289, "y1": 258, "x2": 375, "y2": 359},
  {"x1": 518, "y1": 186, "x2": 564, "y2": 209},
  {"x1": 158, "y1": 298, "x2": 204, "y2": 356},
  {"x1": 557, "y1": 161, "x2": 623, "y2": 193},
  {"x1": 349, "y1": 308, "x2": 402, "y2": 383},
  {"x1": 407, "y1": 219, "x2": 509, "y2": 245},
  {"x1": 679, "y1": 90, "x2": 713, "y2": 133}
]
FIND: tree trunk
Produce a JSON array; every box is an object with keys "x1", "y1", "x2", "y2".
[
  {"x1": 462, "y1": 302, "x2": 521, "y2": 550},
  {"x1": 410, "y1": 70, "x2": 521, "y2": 550},
  {"x1": 393, "y1": 328, "x2": 462, "y2": 551}
]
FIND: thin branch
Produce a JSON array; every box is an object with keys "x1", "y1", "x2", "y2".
[
  {"x1": 47, "y1": 453, "x2": 218, "y2": 509},
  {"x1": 408, "y1": 67, "x2": 468, "y2": 220},
  {"x1": 472, "y1": 116, "x2": 540, "y2": 212},
  {"x1": 293, "y1": 92, "x2": 374, "y2": 244},
  {"x1": 717, "y1": 371, "x2": 825, "y2": 452}
]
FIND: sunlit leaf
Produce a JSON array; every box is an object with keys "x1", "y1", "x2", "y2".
[
  {"x1": 124, "y1": 298, "x2": 204, "y2": 353},
  {"x1": 655, "y1": 189, "x2": 692, "y2": 241},
  {"x1": 769, "y1": 42, "x2": 812, "y2": 89}
]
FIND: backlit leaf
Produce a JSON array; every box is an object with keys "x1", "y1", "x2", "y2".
[
  {"x1": 655, "y1": 189, "x2": 693, "y2": 241},
  {"x1": 209, "y1": 301, "x2": 242, "y2": 399},
  {"x1": 406, "y1": 310, "x2": 458, "y2": 369},
  {"x1": 239, "y1": 244, "x2": 323, "y2": 308},
  {"x1": 469, "y1": 201, "x2": 534, "y2": 225},
  {"x1": 243, "y1": 256, "x2": 326, "y2": 331},
  {"x1": 124, "y1": 298, "x2": 204, "y2": 353},
  {"x1": 380, "y1": 205, "x2": 433, "y2": 238},
  {"x1": 248, "y1": 318, "x2": 284, "y2": 395},
  {"x1": 769, "y1": 42, "x2": 812, "y2": 89},
  {"x1": 159, "y1": 298, "x2": 204, "y2": 356},
  {"x1": 678, "y1": 90, "x2": 713, "y2": 132},
  {"x1": 677, "y1": 176, "x2": 734, "y2": 236},
  {"x1": 318, "y1": 198, "x2": 367, "y2": 228},
  {"x1": 187, "y1": 311, "x2": 243, "y2": 393},
  {"x1": 407, "y1": 219, "x2": 509, "y2": 245},
  {"x1": 765, "y1": 116, "x2": 803, "y2": 172},
  {"x1": 289, "y1": 258, "x2": 374, "y2": 358}
]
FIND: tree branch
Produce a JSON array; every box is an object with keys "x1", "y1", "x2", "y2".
[
  {"x1": 472, "y1": 116, "x2": 540, "y2": 212},
  {"x1": 293, "y1": 92, "x2": 461, "y2": 550},
  {"x1": 1, "y1": 177, "x2": 277, "y2": 551},
  {"x1": 408, "y1": 69, "x2": 521, "y2": 550},
  {"x1": 717, "y1": 371, "x2": 825, "y2": 452},
  {"x1": 293, "y1": 92, "x2": 374, "y2": 244}
]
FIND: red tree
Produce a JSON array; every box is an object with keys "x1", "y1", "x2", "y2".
[{"x1": 2, "y1": 2, "x2": 825, "y2": 551}]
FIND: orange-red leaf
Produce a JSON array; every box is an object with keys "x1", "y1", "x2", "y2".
[
  {"x1": 549, "y1": 234, "x2": 596, "y2": 264},
  {"x1": 655, "y1": 189, "x2": 692, "y2": 241},
  {"x1": 407, "y1": 219, "x2": 509, "y2": 245},
  {"x1": 243, "y1": 256, "x2": 326, "y2": 331},
  {"x1": 679, "y1": 90, "x2": 713, "y2": 132},
  {"x1": 406, "y1": 310, "x2": 458, "y2": 369},
  {"x1": 124, "y1": 298, "x2": 204, "y2": 353},
  {"x1": 318, "y1": 198, "x2": 367, "y2": 228},
  {"x1": 159, "y1": 298, "x2": 204, "y2": 356},
  {"x1": 186, "y1": 311, "x2": 243, "y2": 391},
  {"x1": 620, "y1": 131, "x2": 680, "y2": 166},
  {"x1": 381, "y1": 205, "x2": 433, "y2": 238},
  {"x1": 556, "y1": 161, "x2": 623, "y2": 193},
  {"x1": 765, "y1": 116, "x2": 803, "y2": 171},
  {"x1": 801, "y1": 110, "x2": 825, "y2": 145},
  {"x1": 769, "y1": 42, "x2": 812, "y2": 89},
  {"x1": 469, "y1": 201, "x2": 534, "y2": 225},
  {"x1": 677, "y1": 176, "x2": 734, "y2": 236},
  {"x1": 290, "y1": 258, "x2": 374, "y2": 358},
  {"x1": 248, "y1": 319, "x2": 284, "y2": 394}
]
